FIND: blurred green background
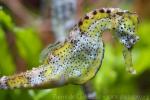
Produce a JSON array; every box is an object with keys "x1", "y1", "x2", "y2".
[{"x1": 0, "y1": 0, "x2": 150, "y2": 100}]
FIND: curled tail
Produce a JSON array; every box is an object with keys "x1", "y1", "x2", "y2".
[
  {"x1": 0, "y1": 74, "x2": 30, "y2": 89},
  {"x1": 0, "y1": 64, "x2": 68, "y2": 89}
]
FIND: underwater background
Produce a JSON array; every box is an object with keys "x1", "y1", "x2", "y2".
[{"x1": 0, "y1": 0, "x2": 150, "y2": 100}]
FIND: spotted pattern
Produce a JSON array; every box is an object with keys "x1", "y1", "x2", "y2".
[{"x1": 0, "y1": 8, "x2": 139, "y2": 89}]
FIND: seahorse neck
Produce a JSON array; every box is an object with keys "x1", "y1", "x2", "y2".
[
  {"x1": 77, "y1": 8, "x2": 119, "y2": 39},
  {"x1": 86, "y1": 18, "x2": 113, "y2": 38}
]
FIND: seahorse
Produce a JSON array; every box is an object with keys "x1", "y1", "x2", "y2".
[{"x1": 0, "y1": 8, "x2": 139, "y2": 89}]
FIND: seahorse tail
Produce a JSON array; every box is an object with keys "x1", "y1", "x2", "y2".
[
  {"x1": 0, "y1": 72, "x2": 31, "y2": 89},
  {"x1": 0, "y1": 64, "x2": 67, "y2": 89}
]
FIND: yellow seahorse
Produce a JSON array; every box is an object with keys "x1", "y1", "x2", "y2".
[{"x1": 0, "y1": 8, "x2": 139, "y2": 89}]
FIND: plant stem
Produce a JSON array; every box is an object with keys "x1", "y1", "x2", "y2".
[{"x1": 82, "y1": 82, "x2": 96, "y2": 100}]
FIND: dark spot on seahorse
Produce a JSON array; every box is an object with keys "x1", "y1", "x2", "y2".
[
  {"x1": 40, "y1": 71, "x2": 43, "y2": 74},
  {"x1": 99, "y1": 9, "x2": 104, "y2": 13},
  {"x1": 81, "y1": 32, "x2": 85, "y2": 34},
  {"x1": 112, "y1": 14, "x2": 116, "y2": 17},
  {"x1": 71, "y1": 40, "x2": 73, "y2": 43},
  {"x1": 116, "y1": 12, "x2": 124, "y2": 16},
  {"x1": 84, "y1": 16, "x2": 89, "y2": 19},
  {"x1": 27, "y1": 77, "x2": 31, "y2": 80},
  {"x1": 93, "y1": 10, "x2": 97, "y2": 15},
  {"x1": 106, "y1": 9, "x2": 111, "y2": 13},
  {"x1": 78, "y1": 20, "x2": 83, "y2": 26}
]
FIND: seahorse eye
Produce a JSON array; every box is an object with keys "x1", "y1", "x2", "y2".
[{"x1": 130, "y1": 38, "x2": 135, "y2": 44}]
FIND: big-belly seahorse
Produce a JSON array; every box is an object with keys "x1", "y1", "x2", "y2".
[{"x1": 0, "y1": 8, "x2": 139, "y2": 89}]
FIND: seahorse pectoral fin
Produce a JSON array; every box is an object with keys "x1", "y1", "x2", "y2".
[{"x1": 39, "y1": 41, "x2": 63, "y2": 63}]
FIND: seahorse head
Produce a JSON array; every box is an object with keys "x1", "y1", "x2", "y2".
[
  {"x1": 113, "y1": 9, "x2": 140, "y2": 49},
  {"x1": 77, "y1": 8, "x2": 139, "y2": 48}
]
